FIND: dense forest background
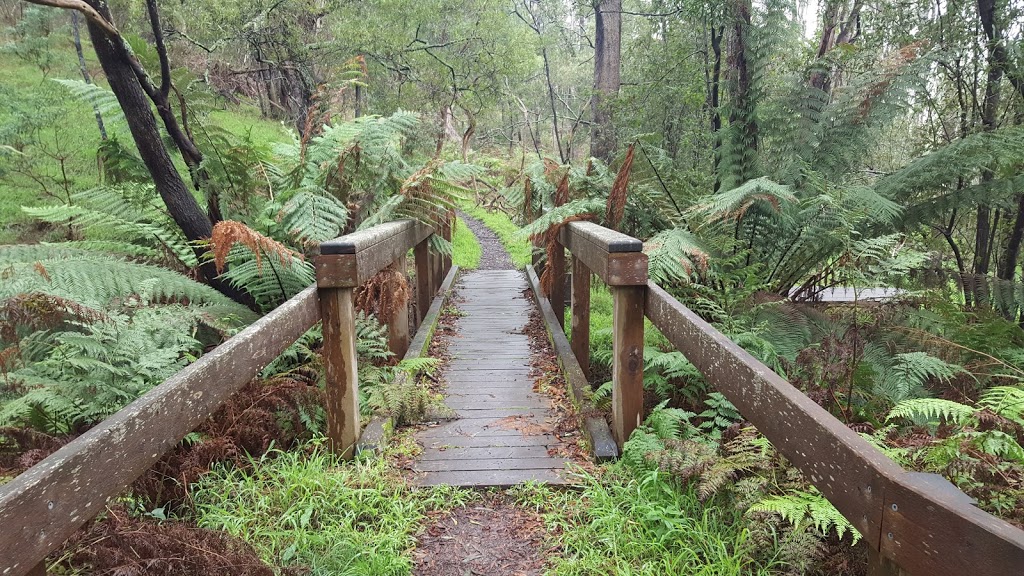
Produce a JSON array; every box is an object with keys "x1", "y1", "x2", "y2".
[{"x1": 2, "y1": 0, "x2": 1024, "y2": 574}]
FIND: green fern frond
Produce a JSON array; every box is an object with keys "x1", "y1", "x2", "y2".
[
  {"x1": 51, "y1": 78, "x2": 125, "y2": 124},
  {"x1": 749, "y1": 489, "x2": 860, "y2": 544},
  {"x1": 887, "y1": 398, "x2": 976, "y2": 426}
]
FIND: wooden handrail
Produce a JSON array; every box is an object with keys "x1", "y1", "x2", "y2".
[
  {"x1": 315, "y1": 217, "x2": 450, "y2": 457},
  {"x1": 0, "y1": 286, "x2": 321, "y2": 576},
  {"x1": 0, "y1": 218, "x2": 450, "y2": 576},
  {"x1": 546, "y1": 221, "x2": 1024, "y2": 576}
]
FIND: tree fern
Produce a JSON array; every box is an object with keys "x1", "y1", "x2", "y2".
[{"x1": 0, "y1": 245, "x2": 255, "y2": 321}]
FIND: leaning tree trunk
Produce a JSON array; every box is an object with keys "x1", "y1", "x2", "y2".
[
  {"x1": 82, "y1": 9, "x2": 257, "y2": 310},
  {"x1": 591, "y1": 0, "x2": 621, "y2": 163}
]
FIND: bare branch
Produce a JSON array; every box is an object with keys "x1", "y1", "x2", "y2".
[{"x1": 22, "y1": 0, "x2": 118, "y2": 37}]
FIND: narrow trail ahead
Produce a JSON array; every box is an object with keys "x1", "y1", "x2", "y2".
[{"x1": 456, "y1": 209, "x2": 515, "y2": 270}]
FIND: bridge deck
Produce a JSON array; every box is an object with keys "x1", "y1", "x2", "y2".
[{"x1": 412, "y1": 270, "x2": 568, "y2": 486}]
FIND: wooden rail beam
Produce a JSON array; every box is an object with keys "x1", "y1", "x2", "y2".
[
  {"x1": 559, "y1": 221, "x2": 646, "y2": 286},
  {"x1": 644, "y1": 282, "x2": 1024, "y2": 576},
  {"x1": 0, "y1": 287, "x2": 321, "y2": 576},
  {"x1": 316, "y1": 219, "x2": 431, "y2": 288}
]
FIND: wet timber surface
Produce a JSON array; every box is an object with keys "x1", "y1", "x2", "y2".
[{"x1": 412, "y1": 269, "x2": 569, "y2": 487}]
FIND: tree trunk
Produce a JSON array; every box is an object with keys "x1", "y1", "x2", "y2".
[
  {"x1": 724, "y1": 0, "x2": 758, "y2": 188},
  {"x1": 972, "y1": 0, "x2": 1005, "y2": 305},
  {"x1": 71, "y1": 11, "x2": 106, "y2": 140},
  {"x1": 709, "y1": 24, "x2": 723, "y2": 191},
  {"x1": 83, "y1": 7, "x2": 256, "y2": 310},
  {"x1": 591, "y1": 0, "x2": 621, "y2": 162}
]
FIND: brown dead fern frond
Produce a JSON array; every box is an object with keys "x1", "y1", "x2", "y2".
[
  {"x1": 33, "y1": 262, "x2": 50, "y2": 283},
  {"x1": 209, "y1": 220, "x2": 301, "y2": 275},
  {"x1": 355, "y1": 263, "x2": 410, "y2": 326},
  {"x1": 554, "y1": 173, "x2": 570, "y2": 207},
  {"x1": 0, "y1": 293, "x2": 106, "y2": 342},
  {"x1": 605, "y1": 143, "x2": 636, "y2": 231},
  {"x1": 538, "y1": 215, "x2": 595, "y2": 296}
]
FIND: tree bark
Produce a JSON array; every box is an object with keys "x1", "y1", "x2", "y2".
[{"x1": 591, "y1": 0, "x2": 621, "y2": 162}]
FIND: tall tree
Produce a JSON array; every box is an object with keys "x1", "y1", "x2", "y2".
[{"x1": 591, "y1": 0, "x2": 621, "y2": 162}]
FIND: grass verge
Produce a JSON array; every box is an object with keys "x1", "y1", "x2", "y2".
[
  {"x1": 459, "y1": 203, "x2": 531, "y2": 268},
  {"x1": 510, "y1": 467, "x2": 784, "y2": 575},
  {"x1": 192, "y1": 439, "x2": 472, "y2": 575},
  {"x1": 451, "y1": 217, "x2": 481, "y2": 269}
]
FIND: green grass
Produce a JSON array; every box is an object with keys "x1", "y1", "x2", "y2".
[
  {"x1": 192, "y1": 440, "x2": 472, "y2": 576},
  {"x1": 510, "y1": 468, "x2": 784, "y2": 575},
  {"x1": 459, "y1": 203, "x2": 532, "y2": 268},
  {"x1": 451, "y1": 216, "x2": 481, "y2": 269}
]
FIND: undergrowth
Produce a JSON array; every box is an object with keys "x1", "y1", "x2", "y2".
[
  {"x1": 192, "y1": 439, "x2": 472, "y2": 575},
  {"x1": 511, "y1": 468, "x2": 785, "y2": 575}
]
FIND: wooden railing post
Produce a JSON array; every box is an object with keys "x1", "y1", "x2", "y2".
[
  {"x1": 26, "y1": 561, "x2": 46, "y2": 576},
  {"x1": 388, "y1": 253, "x2": 411, "y2": 357},
  {"x1": 550, "y1": 240, "x2": 566, "y2": 330},
  {"x1": 570, "y1": 255, "x2": 591, "y2": 379},
  {"x1": 612, "y1": 285, "x2": 644, "y2": 446},
  {"x1": 559, "y1": 222, "x2": 648, "y2": 448},
  {"x1": 415, "y1": 236, "x2": 432, "y2": 324},
  {"x1": 319, "y1": 285, "x2": 360, "y2": 458}
]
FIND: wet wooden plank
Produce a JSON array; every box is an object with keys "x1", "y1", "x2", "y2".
[
  {"x1": 415, "y1": 468, "x2": 566, "y2": 487},
  {"x1": 415, "y1": 458, "x2": 566, "y2": 472},
  {"x1": 420, "y1": 435, "x2": 559, "y2": 449},
  {"x1": 416, "y1": 420, "x2": 547, "y2": 438},
  {"x1": 419, "y1": 445, "x2": 552, "y2": 461},
  {"x1": 445, "y1": 397, "x2": 549, "y2": 410}
]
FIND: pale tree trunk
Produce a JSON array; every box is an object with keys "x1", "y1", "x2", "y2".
[
  {"x1": 591, "y1": 0, "x2": 621, "y2": 162},
  {"x1": 71, "y1": 11, "x2": 106, "y2": 140}
]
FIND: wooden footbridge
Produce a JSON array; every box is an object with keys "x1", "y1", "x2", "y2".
[{"x1": 3, "y1": 218, "x2": 1024, "y2": 576}]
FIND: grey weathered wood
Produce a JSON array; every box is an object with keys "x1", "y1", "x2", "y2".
[
  {"x1": 355, "y1": 416, "x2": 393, "y2": 457},
  {"x1": 0, "y1": 286, "x2": 321, "y2": 576},
  {"x1": 320, "y1": 287, "x2": 360, "y2": 458},
  {"x1": 644, "y1": 282, "x2": 1024, "y2": 576},
  {"x1": 416, "y1": 419, "x2": 543, "y2": 438},
  {"x1": 415, "y1": 458, "x2": 566, "y2": 472},
  {"x1": 559, "y1": 222, "x2": 647, "y2": 286},
  {"x1": 413, "y1": 269, "x2": 570, "y2": 486},
  {"x1": 560, "y1": 221, "x2": 643, "y2": 253},
  {"x1": 420, "y1": 435, "x2": 559, "y2": 449},
  {"x1": 418, "y1": 445, "x2": 551, "y2": 461},
  {"x1": 415, "y1": 468, "x2": 565, "y2": 487},
  {"x1": 571, "y1": 256, "x2": 591, "y2": 379},
  {"x1": 611, "y1": 285, "x2": 645, "y2": 447},
  {"x1": 316, "y1": 220, "x2": 432, "y2": 288}
]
